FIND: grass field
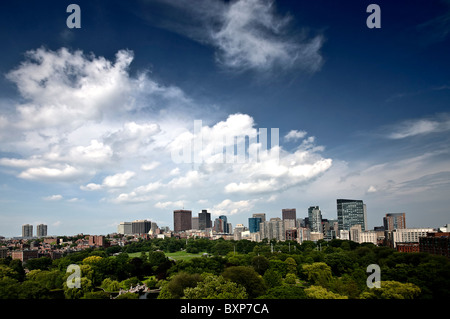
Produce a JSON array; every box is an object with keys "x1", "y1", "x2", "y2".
[{"x1": 127, "y1": 250, "x2": 207, "y2": 261}]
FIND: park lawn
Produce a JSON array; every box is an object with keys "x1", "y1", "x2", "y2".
[{"x1": 128, "y1": 250, "x2": 207, "y2": 261}]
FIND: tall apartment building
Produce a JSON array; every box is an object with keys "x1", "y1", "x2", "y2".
[
  {"x1": 308, "y1": 206, "x2": 323, "y2": 233},
  {"x1": 132, "y1": 220, "x2": 152, "y2": 234},
  {"x1": 118, "y1": 222, "x2": 132, "y2": 235},
  {"x1": 383, "y1": 213, "x2": 406, "y2": 231},
  {"x1": 22, "y1": 224, "x2": 33, "y2": 238},
  {"x1": 36, "y1": 224, "x2": 47, "y2": 237},
  {"x1": 198, "y1": 209, "x2": 212, "y2": 230},
  {"x1": 192, "y1": 217, "x2": 199, "y2": 230},
  {"x1": 260, "y1": 218, "x2": 285, "y2": 241},
  {"x1": 173, "y1": 210, "x2": 192, "y2": 232},
  {"x1": 337, "y1": 199, "x2": 366, "y2": 231}
]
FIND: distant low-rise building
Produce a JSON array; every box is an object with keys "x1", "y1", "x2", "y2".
[{"x1": 12, "y1": 249, "x2": 39, "y2": 263}]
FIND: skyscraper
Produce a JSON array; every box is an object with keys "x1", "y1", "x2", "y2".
[
  {"x1": 118, "y1": 222, "x2": 132, "y2": 235},
  {"x1": 22, "y1": 224, "x2": 33, "y2": 238},
  {"x1": 260, "y1": 218, "x2": 285, "y2": 241},
  {"x1": 252, "y1": 213, "x2": 266, "y2": 223},
  {"x1": 36, "y1": 224, "x2": 47, "y2": 237},
  {"x1": 174, "y1": 210, "x2": 192, "y2": 232},
  {"x1": 282, "y1": 208, "x2": 296, "y2": 221},
  {"x1": 248, "y1": 217, "x2": 262, "y2": 233},
  {"x1": 219, "y1": 215, "x2": 228, "y2": 233},
  {"x1": 198, "y1": 209, "x2": 212, "y2": 230},
  {"x1": 383, "y1": 213, "x2": 406, "y2": 231},
  {"x1": 308, "y1": 206, "x2": 323, "y2": 233},
  {"x1": 337, "y1": 199, "x2": 366, "y2": 231},
  {"x1": 214, "y1": 218, "x2": 224, "y2": 233},
  {"x1": 132, "y1": 220, "x2": 152, "y2": 234}
]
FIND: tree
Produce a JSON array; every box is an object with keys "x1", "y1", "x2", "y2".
[
  {"x1": 160, "y1": 272, "x2": 202, "y2": 299},
  {"x1": 17, "y1": 281, "x2": 50, "y2": 299},
  {"x1": 252, "y1": 256, "x2": 269, "y2": 275},
  {"x1": 183, "y1": 274, "x2": 248, "y2": 299},
  {"x1": 82, "y1": 255, "x2": 103, "y2": 265},
  {"x1": 360, "y1": 281, "x2": 421, "y2": 299},
  {"x1": 0, "y1": 277, "x2": 19, "y2": 299},
  {"x1": 305, "y1": 285, "x2": 348, "y2": 299},
  {"x1": 25, "y1": 256, "x2": 52, "y2": 271},
  {"x1": 301, "y1": 262, "x2": 332, "y2": 287},
  {"x1": 259, "y1": 285, "x2": 307, "y2": 299},
  {"x1": 284, "y1": 257, "x2": 297, "y2": 275},
  {"x1": 284, "y1": 273, "x2": 297, "y2": 285},
  {"x1": 222, "y1": 266, "x2": 267, "y2": 299},
  {"x1": 26, "y1": 269, "x2": 64, "y2": 290},
  {"x1": 212, "y1": 240, "x2": 233, "y2": 256},
  {"x1": 63, "y1": 277, "x2": 94, "y2": 299},
  {"x1": 263, "y1": 268, "x2": 282, "y2": 288},
  {"x1": 268, "y1": 259, "x2": 288, "y2": 277},
  {"x1": 8, "y1": 259, "x2": 25, "y2": 282},
  {"x1": 324, "y1": 252, "x2": 356, "y2": 276}
]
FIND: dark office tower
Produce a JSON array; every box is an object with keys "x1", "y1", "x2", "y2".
[
  {"x1": 249, "y1": 217, "x2": 262, "y2": 233},
  {"x1": 282, "y1": 208, "x2": 296, "y2": 221},
  {"x1": 383, "y1": 213, "x2": 406, "y2": 231},
  {"x1": 219, "y1": 215, "x2": 228, "y2": 233},
  {"x1": 132, "y1": 220, "x2": 152, "y2": 234},
  {"x1": 337, "y1": 199, "x2": 366, "y2": 231},
  {"x1": 174, "y1": 210, "x2": 192, "y2": 232},
  {"x1": 308, "y1": 206, "x2": 322, "y2": 233},
  {"x1": 198, "y1": 209, "x2": 212, "y2": 230}
]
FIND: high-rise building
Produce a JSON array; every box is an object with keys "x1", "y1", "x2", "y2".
[
  {"x1": 174, "y1": 210, "x2": 192, "y2": 232},
  {"x1": 198, "y1": 210, "x2": 212, "y2": 230},
  {"x1": 308, "y1": 206, "x2": 322, "y2": 233},
  {"x1": 249, "y1": 217, "x2": 262, "y2": 233},
  {"x1": 118, "y1": 222, "x2": 132, "y2": 235},
  {"x1": 219, "y1": 215, "x2": 228, "y2": 233},
  {"x1": 252, "y1": 213, "x2": 266, "y2": 223},
  {"x1": 22, "y1": 224, "x2": 33, "y2": 238},
  {"x1": 36, "y1": 224, "x2": 47, "y2": 237},
  {"x1": 192, "y1": 217, "x2": 199, "y2": 230},
  {"x1": 282, "y1": 208, "x2": 296, "y2": 221},
  {"x1": 132, "y1": 220, "x2": 152, "y2": 234},
  {"x1": 383, "y1": 213, "x2": 406, "y2": 231},
  {"x1": 337, "y1": 199, "x2": 366, "y2": 231},
  {"x1": 260, "y1": 218, "x2": 285, "y2": 241}
]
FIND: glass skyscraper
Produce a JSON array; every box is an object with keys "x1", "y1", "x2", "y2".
[
  {"x1": 337, "y1": 199, "x2": 366, "y2": 231},
  {"x1": 248, "y1": 217, "x2": 262, "y2": 233}
]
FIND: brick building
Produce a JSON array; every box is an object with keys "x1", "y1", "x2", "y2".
[{"x1": 419, "y1": 232, "x2": 450, "y2": 258}]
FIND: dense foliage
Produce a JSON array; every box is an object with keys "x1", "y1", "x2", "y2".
[{"x1": 0, "y1": 238, "x2": 448, "y2": 299}]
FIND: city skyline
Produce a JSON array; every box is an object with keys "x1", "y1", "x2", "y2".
[
  {"x1": 11, "y1": 199, "x2": 448, "y2": 240},
  {"x1": 1, "y1": 1, "x2": 450, "y2": 237}
]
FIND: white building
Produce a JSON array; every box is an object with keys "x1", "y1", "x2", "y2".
[
  {"x1": 359, "y1": 231, "x2": 378, "y2": 245},
  {"x1": 260, "y1": 218, "x2": 285, "y2": 241},
  {"x1": 339, "y1": 230, "x2": 350, "y2": 240},
  {"x1": 118, "y1": 222, "x2": 132, "y2": 235},
  {"x1": 389, "y1": 228, "x2": 435, "y2": 248}
]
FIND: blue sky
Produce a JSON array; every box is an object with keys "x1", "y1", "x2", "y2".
[{"x1": 0, "y1": 0, "x2": 449, "y2": 237}]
